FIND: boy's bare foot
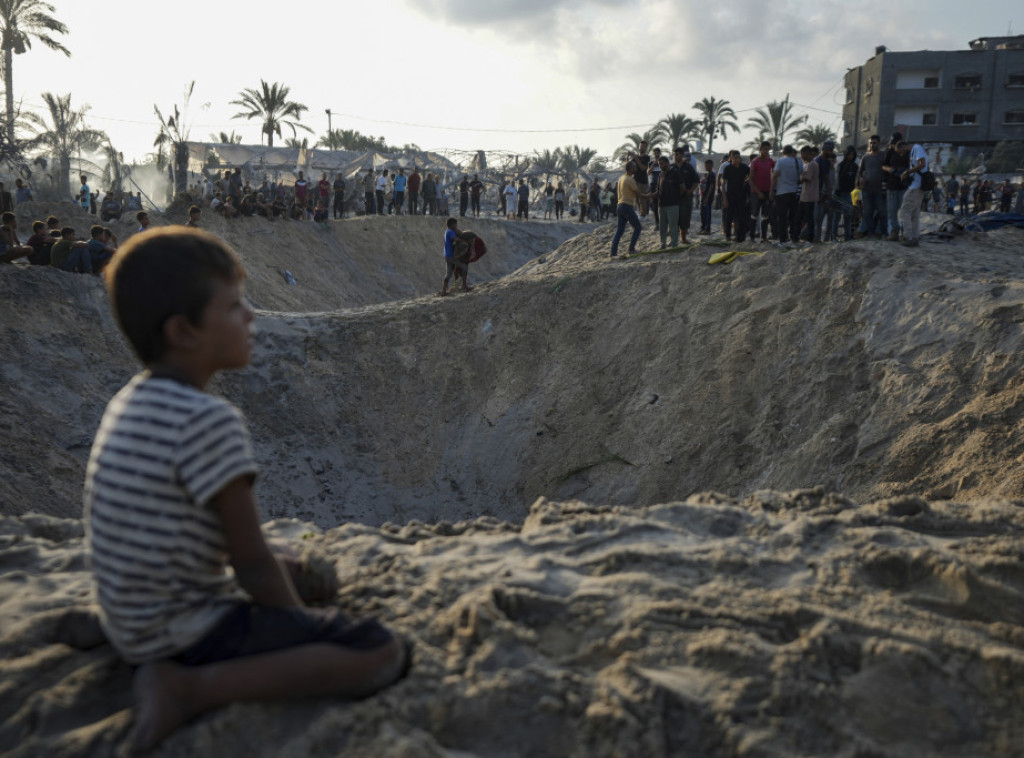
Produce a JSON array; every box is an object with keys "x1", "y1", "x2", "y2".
[{"x1": 131, "y1": 662, "x2": 193, "y2": 754}]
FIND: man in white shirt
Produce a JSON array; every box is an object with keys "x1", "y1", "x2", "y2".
[
  {"x1": 897, "y1": 141, "x2": 928, "y2": 247},
  {"x1": 375, "y1": 169, "x2": 389, "y2": 216}
]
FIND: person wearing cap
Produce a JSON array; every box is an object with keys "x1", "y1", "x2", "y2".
[
  {"x1": 881, "y1": 132, "x2": 908, "y2": 241},
  {"x1": 896, "y1": 140, "x2": 928, "y2": 247}
]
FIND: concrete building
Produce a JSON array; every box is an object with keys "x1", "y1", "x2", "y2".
[{"x1": 841, "y1": 36, "x2": 1024, "y2": 164}]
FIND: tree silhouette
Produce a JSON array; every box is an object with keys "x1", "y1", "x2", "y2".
[
  {"x1": 231, "y1": 80, "x2": 311, "y2": 147},
  {"x1": 24, "y1": 92, "x2": 105, "y2": 200},
  {"x1": 794, "y1": 123, "x2": 838, "y2": 148},
  {"x1": 745, "y1": 97, "x2": 807, "y2": 156},
  {"x1": 659, "y1": 113, "x2": 700, "y2": 151},
  {"x1": 693, "y1": 97, "x2": 739, "y2": 154},
  {"x1": 0, "y1": 1, "x2": 70, "y2": 146}
]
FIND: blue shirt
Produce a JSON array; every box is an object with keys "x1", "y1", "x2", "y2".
[
  {"x1": 906, "y1": 144, "x2": 928, "y2": 191},
  {"x1": 444, "y1": 228, "x2": 457, "y2": 259},
  {"x1": 394, "y1": 174, "x2": 407, "y2": 192},
  {"x1": 80, "y1": 184, "x2": 90, "y2": 208}
]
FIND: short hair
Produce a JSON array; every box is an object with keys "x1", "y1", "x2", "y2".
[
  {"x1": 61, "y1": 226, "x2": 75, "y2": 238},
  {"x1": 90, "y1": 225, "x2": 104, "y2": 239},
  {"x1": 33, "y1": 220, "x2": 45, "y2": 232},
  {"x1": 189, "y1": 205, "x2": 201, "y2": 215},
  {"x1": 728, "y1": 150, "x2": 740, "y2": 158},
  {"x1": 137, "y1": 211, "x2": 148, "y2": 223},
  {"x1": 1, "y1": 212, "x2": 14, "y2": 224},
  {"x1": 104, "y1": 228, "x2": 245, "y2": 365},
  {"x1": 46, "y1": 215, "x2": 59, "y2": 226},
  {"x1": 760, "y1": 141, "x2": 771, "y2": 150},
  {"x1": 446, "y1": 217, "x2": 458, "y2": 228},
  {"x1": 782, "y1": 145, "x2": 797, "y2": 155},
  {"x1": 869, "y1": 134, "x2": 881, "y2": 141}
]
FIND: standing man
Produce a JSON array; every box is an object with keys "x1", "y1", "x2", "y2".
[
  {"x1": 469, "y1": 174, "x2": 484, "y2": 217},
  {"x1": 422, "y1": 172, "x2": 437, "y2": 216},
  {"x1": 634, "y1": 140, "x2": 652, "y2": 217},
  {"x1": 317, "y1": 172, "x2": 331, "y2": 215},
  {"x1": 897, "y1": 139, "x2": 928, "y2": 247},
  {"x1": 813, "y1": 141, "x2": 836, "y2": 242},
  {"x1": 332, "y1": 173, "x2": 346, "y2": 219},
  {"x1": 363, "y1": 169, "x2": 376, "y2": 215},
  {"x1": 855, "y1": 135, "x2": 886, "y2": 238},
  {"x1": 393, "y1": 168, "x2": 407, "y2": 215},
  {"x1": 698, "y1": 159, "x2": 716, "y2": 235},
  {"x1": 375, "y1": 169, "x2": 389, "y2": 216},
  {"x1": 720, "y1": 151, "x2": 750, "y2": 242},
  {"x1": 656, "y1": 155, "x2": 681, "y2": 248},
  {"x1": 407, "y1": 166, "x2": 421, "y2": 215},
  {"x1": 458, "y1": 175, "x2": 470, "y2": 217},
  {"x1": 516, "y1": 179, "x2": 530, "y2": 220},
  {"x1": 440, "y1": 217, "x2": 469, "y2": 296},
  {"x1": 882, "y1": 132, "x2": 908, "y2": 241},
  {"x1": 748, "y1": 141, "x2": 775, "y2": 241},
  {"x1": 504, "y1": 181, "x2": 517, "y2": 221},
  {"x1": 673, "y1": 147, "x2": 699, "y2": 244},
  {"x1": 833, "y1": 146, "x2": 859, "y2": 241},
  {"x1": 79, "y1": 175, "x2": 91, "y2": 212},
  {"x1": 770, "y1": 145, "x2": 802, "y2": 245}
]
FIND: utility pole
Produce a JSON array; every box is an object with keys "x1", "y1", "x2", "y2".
[{"x1": 326, "y1": 109, "x2": 332, "y2": 149}]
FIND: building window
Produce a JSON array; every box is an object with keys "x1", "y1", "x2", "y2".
[
  {"x1": 845, "y1": 87, "x2": 855, "y2": 104},
  {"x1": 922, "y1": 113, "x2": 938, "y2": 125},
  {"x1": 954, "y1": 73, "x2": 982, "y2": 89},
  {"x1": 1005, "y1": 111, "x2": 1024, "y2": 124},
  {"x1": 1008, "y1": 73, "x2": 1024, "y2": 88},
  {"x1": 951, "y1": 112, "x2": 978, "y2": 125},
  {"x1": 864, "y1": 76, "x2": 874, "y2": 97},
  {"x1": 923, "y1": 76, "x2": 939, "y2": 88}
]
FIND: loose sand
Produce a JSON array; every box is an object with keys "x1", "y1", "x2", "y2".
[{"x1": 1, "y1": 202, "x2": 1023, "y2": 757}]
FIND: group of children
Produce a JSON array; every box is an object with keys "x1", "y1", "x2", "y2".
[{"x1": 0, "y1": 210, "x2": 121, "y2": 273}]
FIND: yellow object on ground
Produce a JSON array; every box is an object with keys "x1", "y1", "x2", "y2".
[{"x1": 707, "y1": 251, "x2": 763, "y2": 265}]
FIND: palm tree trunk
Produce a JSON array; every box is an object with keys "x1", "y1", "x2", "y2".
[
  {"x1": 174, "y1": 141, "x2": 189, "y2": 199},
  {"x1": 4, "y1": 47, "x2": 14, "y2": 147},
  {"x1": 58, "y1": 154, "x2": 71, "y2": 200}
]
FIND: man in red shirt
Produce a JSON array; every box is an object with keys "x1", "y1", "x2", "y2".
[
  {"x1": 318, "y1": 173, "x2": 331, "y2": 212},
  {"x1": 749, "y1": 141, "x2": 775, "y2": 241},
  {"x1": 407, "y1": 167, "x2": 422, "y2": 215}
]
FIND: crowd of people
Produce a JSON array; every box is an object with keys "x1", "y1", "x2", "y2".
[{"x1": 605, "y1": 135, "x2": 1023, "y2": 256}]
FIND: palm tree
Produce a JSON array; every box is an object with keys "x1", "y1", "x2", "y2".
[
  {"x1": 284, "y1": 136, "x2": 309, "y2": 149},
  {"x1": 693, "y1": 97, "x2": 740, "y2": 154},
  {"x1": 0, "y1": 1, "x2": 70, "y2": 146},
  {"x1": 154, "y1": 81, "x2": 200, "y2": 200},
  {"x1": 745, "y1": 97, "x2": 807, "y2": 156},
  {"x1": 100, "y1": 144, "x2": 129, "y2": 195},
  {"x1": 231, "y1": 80, "x2": 311, "y2": 147},
  {"x1": 24, "y1": 91, "x2": 105, "y2": 200},
  {"x1": 557, "y1": 144, "x2": 598, "y2": 174},
  {"x1": 659, "y1": 113, "x2": 700, "y2": 151},
  {"x1": 317, "y1": 128, "x2": 389, "y2": 151},
  {"x1": 209, "y1": 130, "x2": 242, "y2": 144},
  {"x1": 794, "y1": 123, "x2": 838, "y2": 148},
  {"x1": 742, "y1": 132, "x2": 769, "y2": 154},
  {"x1": 531, "y1": 148, "x2": 560, "y2": 174}
]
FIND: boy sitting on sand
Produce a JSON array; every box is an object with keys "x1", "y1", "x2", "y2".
[{"x1": 84, "y1": 228, "x2": 407, "y2": 752}]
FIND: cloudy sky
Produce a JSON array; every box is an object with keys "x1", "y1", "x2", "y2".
[{"x1": 12, "y1": 0, "x2": 1020, "y2": 165}]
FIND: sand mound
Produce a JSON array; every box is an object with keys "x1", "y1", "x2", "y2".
[
  {"x1": 3, "y1": 488, "x2": 1023, "y2": 757},
  {"x1": 3, "y1": 206, "x2": 1024, "y2": 756}
]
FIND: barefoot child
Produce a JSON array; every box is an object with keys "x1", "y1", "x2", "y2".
[{"x1": 84, "y1": 228, "x2": 406, "y2": 752}]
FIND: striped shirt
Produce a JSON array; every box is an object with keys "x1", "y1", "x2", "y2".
[{"x1": 84, "y1": 374, "x2": 257, "y2": 663}]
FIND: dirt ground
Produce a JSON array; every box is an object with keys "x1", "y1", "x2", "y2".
[{"x1": 2, "y1": 201, "x2": 1024, "y2": 757}]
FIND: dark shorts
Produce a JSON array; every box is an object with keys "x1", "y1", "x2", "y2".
[{"x1": 172, "y1": 602, "x2": 393, "y2": 666}]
